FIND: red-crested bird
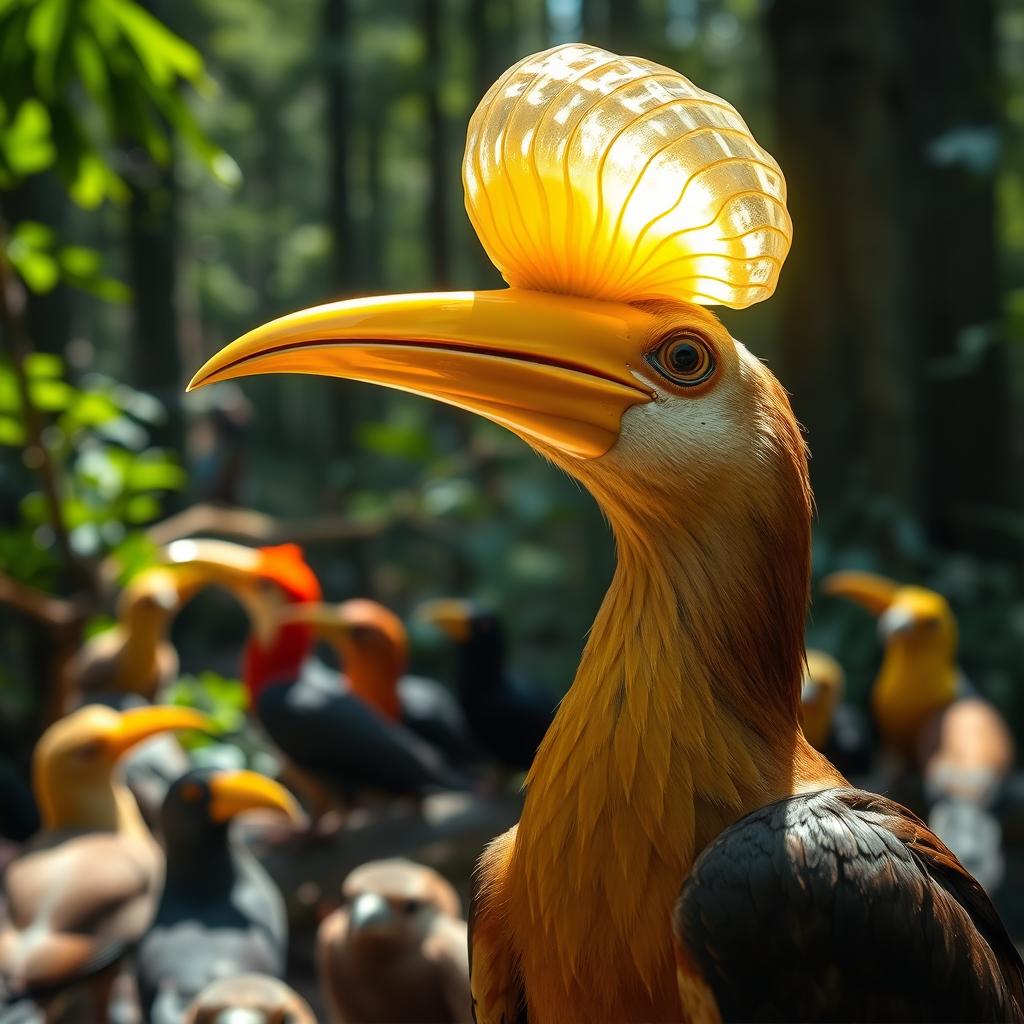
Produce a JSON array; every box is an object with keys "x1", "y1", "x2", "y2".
[{"x1": 189, "y1": 44, "x2": 1024, "y2": 1024}]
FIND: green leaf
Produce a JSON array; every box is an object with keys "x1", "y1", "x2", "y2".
[
  {"x1": 0, "y1": 413, "x2": 26, "y2": 446},
  {"x1": 124, "y1": 492, "x2": 160, "y2": 522},
  {"x1": 125, "y1": 455, "x2": 185, "y2": 491},
  {"x1": 0, "y1": 99, "x2": 56, "y2": 176},
  {"x1": 26, "y1": 0, "x2": 70, "y2": 97},
  {"x1": 24, "y1": 352, "x2": 64, "y2": 378},
  {"x1": 104, "y1": 0, "x2": 203, "y2": 86},
  {"x1": 9, "y1": 247, "x2": 59, "y2": 293},
  {"x1": 28, "y1": 377, "x2": 74, "y2": 411}
]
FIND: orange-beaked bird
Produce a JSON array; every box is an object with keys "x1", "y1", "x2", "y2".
[
  {"x1": 280, "y1": 599, "x2": 481, "y2": 767},
  {"x1": 823, "y1": 571, "x2": 1015, "y2": 890},
  {"x1": 317, "y1": 858, "x2": 472, "y2": 1024},
  {"x1": 0, "y1": 704, "x2": 210, "y2": 1017},
  {"x1": 189, "y1": 44, "x2": 1024, "y2": 1024},
  {"x1": 62, "y1": 565, "x2": 209, "y2": 709},
  {"x1": 417, "y1": 599, "x2": 555, "y2": 773}
]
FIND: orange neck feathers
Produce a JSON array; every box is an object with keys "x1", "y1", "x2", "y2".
[{"x1": 508, "y1": 371, "x2": 839, "y2": 1022}]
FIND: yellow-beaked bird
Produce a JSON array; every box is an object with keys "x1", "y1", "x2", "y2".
[
  {"x1": 0, "y1": 704, "x2": 210, "y2": 1017},
  {"x1": 823, "y1": 571, "x2": 1015, "y2": 890},
  {"x1": 62, "y1": 565, "x2": 209, "y2": 710},
  {"x1": 189, "y1": 44, "x2": 1024, "y2": 1024}
]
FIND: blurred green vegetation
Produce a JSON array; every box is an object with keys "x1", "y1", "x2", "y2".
[{"x1": 1, "y1": 0, "x2": 1023, "y2": 745}]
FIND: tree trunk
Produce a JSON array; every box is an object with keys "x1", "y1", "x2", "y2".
[
  {"x1": 766, "y1": 0, "x2": 1010, "y2": 556},
  {"x1": 423, "y1": 0, "x2": 449, "y2": 288}
]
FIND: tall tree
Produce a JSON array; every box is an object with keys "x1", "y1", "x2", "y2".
[
  {"x1": 767, "y1": 0, "x2": 1012, "y2": 555},
  {"x1": 423, "y1": 0, "x2": 449, "y2": 287}
]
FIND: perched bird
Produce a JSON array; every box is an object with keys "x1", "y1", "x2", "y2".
[
  {"x1": 0, "y1": 704, "x2": 209, "y2": 1017},
  {"x1": 185, "y1": 974, "x2": 315, "y2": 1024},
  {"x1": 823, "y1": 571, "x2": 1015, "y2": 890},
  {"x1": 61, "y1": 565, "x2": 208, "y2": 708},
  {"x1": 190, "y1": 43, "x2": 1024, "y2": 1024},
  {"x1": 164, "y1": 539, "x2": 322, "y2": 701},
  {"x1": 281, "y1": 599, "x2": 481, "y2": 767},
  {"x1": 167, "y1": 541, "x2": 469, "y2": 824},
  {"x1": 801, "y1": 648, "x2": 871, "y2": 779},
  {"x1": 317, "y1": 858, "x2": 472, "y2": 1024},
  {"x1": 137, "y1": 768, "x2": 300, "y2": 1023},
  {"x1": 417, "y1": 599, "x2": 555, "y2": 772}
]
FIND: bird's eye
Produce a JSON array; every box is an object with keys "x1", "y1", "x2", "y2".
[
  {"x1": 648, "y1": 331, "x2": 716, "y2": 387},
  {"x1": 402, "y1": 899, "x2": 421, "y2": 915}
]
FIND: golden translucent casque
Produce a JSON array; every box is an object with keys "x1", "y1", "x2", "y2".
[{"x1": 463, "y1": 43, "x2": 792, "y2": 308}]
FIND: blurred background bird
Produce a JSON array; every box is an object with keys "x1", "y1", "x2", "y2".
[
  {"x1": 823, "y1": 571, "x2": 1016, "y2": 890},
  {"x1": 0, "y1": 704, "x2": 209, "y2": 1019},
  {"x1": 280, "y1": 598, "x2": 482, "y2": 770},
  {"x1": 184, "y1": 974, "x2": 315, "y2": 1024},
  {"x1": 316, "y1": 858, "x2": 471, "y2": 1024},
  {"x1": 137, "y1": 767, "x2": 301, "y2": 1023},
  {"x1": 417, "y1": 600, "x2": 555, "y2": 775},
  {"x1": 801, "y1": 648, "x2": 871, "y2": 780}
]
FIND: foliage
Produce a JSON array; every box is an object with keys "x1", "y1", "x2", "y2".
[
  {"x1": 0, "y1": 352, "x2": 183, "y2": 588},
  {"x1": 0, "y1": 0, "x2": 237, "y2": 206},
  {"x1": 164, "y1": 670, "x2": 280, "y2": 775}
]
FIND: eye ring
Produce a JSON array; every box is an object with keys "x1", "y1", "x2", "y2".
[{"x1": 647, "y1": 331, "x2": 716, "y2": 388}]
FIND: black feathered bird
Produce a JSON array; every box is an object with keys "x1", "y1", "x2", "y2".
[
  {"x1": 418, "y1": 600, "x2": 555, "y2": 772},
  {"x1": 137, "y1": 768, "x2": 299, "y2": 1023}
]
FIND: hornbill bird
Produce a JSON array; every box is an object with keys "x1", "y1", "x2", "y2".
[
  {"x1": 800, "y1": 649, "x2": 871, "y2": 781},
  {"x1": 166, "y1": 541, "x2": 471, "y2": 819},
  {"x1": 417, "y1": 599, "x2": 555, "y2": 772},
  {"x1": 0, "y1": 704, "x2": 210, "y2": 1018},
  {"x1": 184, "y1": 974, "x2": 315, "y2": 1024},
  {"x1": 317, "y1": 858, "x2": 472, "y2": 1024},
  {"x1": 280, "y1": 598, "x2": 482, "y2": 768},
  {"x1": 163, "y1": 539, "x2": 323, "y2": 701},
  {"x1": 61, "y1": 564, "x2": 209, "y2": 710},
  {"x1": 137, "y1": 768, "x2": 301, "y2": 1023},
  {"x1": 823, "y1": 571, "x2": 1015, "y2": 891},
  {"x1": 189, "y1": 43, "x2": 1024, "y2": 1024}
]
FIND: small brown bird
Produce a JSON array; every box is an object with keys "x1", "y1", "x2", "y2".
[
  {"x1": 62, "y1": 566, "x2": 208, "y2": 710},
  {"x1": 185, "y1": 974, "x2": 315, "y2": 1024},
  {"x1": 317, "y1": 859, "x2": 472, "y2": 1024},
  {"x1": 0, "y1": 703, "x2": 210, "y2": 1018}
]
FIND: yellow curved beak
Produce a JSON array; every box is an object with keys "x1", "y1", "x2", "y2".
[
  {"x1": 188, "y1": 289, "x2": 656, "y2": 460},
  {"x1": 821, "y1": 571, "x2": 900, "y2": 616},
  {"x1": 275, "y1": 602, "x2": 340, "y2": 632},
  {"x1": 415, "y1": 599, "x2": 473, "y2": 643},
  {"x1": 208, "y1": 769, "x2": 302, "y2": 824},
  {"x1": 109, "y1": 706, "x2": 213, "y2": 759},
  {"x1": 163, "y1": 539, "x2": 264, "y2": 585}
]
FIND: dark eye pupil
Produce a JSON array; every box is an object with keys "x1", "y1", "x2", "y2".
[{"x1": 670, "y1": 344, "x2": 699, "y2": 373}]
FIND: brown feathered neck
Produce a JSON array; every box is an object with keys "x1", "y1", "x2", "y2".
[{"x1": 506, "y1": 364, "x2": 840, "y2": 1020}]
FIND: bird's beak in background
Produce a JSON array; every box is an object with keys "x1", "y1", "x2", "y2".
[
  {"x1": 107, "y1": 706, "x2": 212, "y2": 759},
  {"x1": 208, "y1": 769, "x2": 302, "y2": 824},
  {"x1": 188, "y1": 289, "x2": 657, "y2": 460},
  {"x1": 349, "y1": 891, "x2": 395, "y2": 932},
  {"x1": 416, "y1": 599, "x2": 472, "y2": 643},
  {"x1": 821, "y1": 571, "x2": 900, "y2": 617},
  {"x1": 163, "y1": 539, "x2": 264, "y2": 584},
  {"x1": 878, "y1": 605, "x2": 918, "y2": 641},
  {"x1": 275, "y1": 603, "x2": 341, "y2": 634}
]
